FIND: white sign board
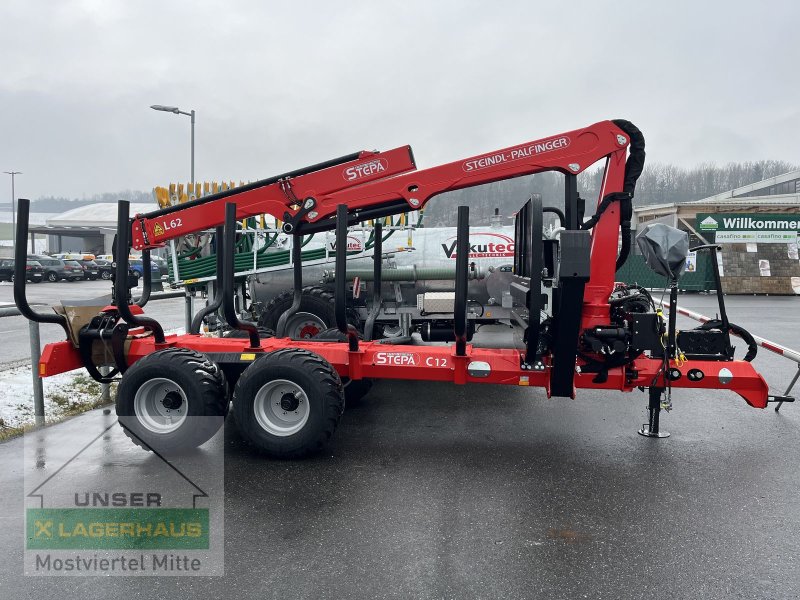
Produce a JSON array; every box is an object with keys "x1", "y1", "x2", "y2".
[
  {"x1": 684, "y1": 251, "x2": 697, "y2": 273},
  {"x1": 715, "y1": 231, "x2": 798, "y2": 244}
]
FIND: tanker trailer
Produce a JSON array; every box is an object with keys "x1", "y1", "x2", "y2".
[{"x1": 250, "y1": 218, "x2": 519, "y2": 341}]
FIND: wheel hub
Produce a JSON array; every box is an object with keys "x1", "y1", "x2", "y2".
[
  {"x1": 279, "y1": 392, "x2": 300, "y2": 412},
  {"x1": 287, "y1": 312, "x2": 327, "y2": 339},
  {"x1": 298, "y1": 324, "x2": 320, "y2": 339},
  {"x1": 253, "y1": 379, "x2": 310, "y2": 437},
  {"x1": 133, "y1": 377, "x2": 188, "y2": 434},
  {"x1": 162, "y1": 391, "x2": 183, "y2": 410}
]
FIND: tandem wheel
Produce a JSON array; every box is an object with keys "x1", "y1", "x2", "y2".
[
  {"x1": 115, "y1": 347, "x2": 229, "y2": 451},
  {"x1": 233, "y1": 348, "x2": 345, "y2": 458}
]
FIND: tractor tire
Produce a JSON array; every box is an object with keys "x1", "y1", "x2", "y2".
[
  {"x1": 312, "y1": 328, "x2": 373, "y2": 405},
  {"x1": 115, "y1": 347, "x2": 228, "y2": 452},
  {"x1": 233, "y1": 348, "x2": 344, "y2": 458},
  {"x1": 259, "y1": 286, "x2": 360, "y2": 339}
]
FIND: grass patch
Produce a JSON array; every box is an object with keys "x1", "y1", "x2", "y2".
[{"x1": 0, "y1": 421, "x2": 25, "y2": 442}]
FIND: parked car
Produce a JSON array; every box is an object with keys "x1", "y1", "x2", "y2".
[
  {"x1": 129, "y1": 258, "x2": 161, "y2": 279},
  {"x1": 0, "y1": 258, "x2": 44, "y2": 283},
  {"x1": 151, "y1": 256, "x2": 169, "y2": 277},
  {"x1": 28, "y1": 255, "x2": 77, "y2": 282},
  {"x1": 94, "y1": 259, "x2": 115, "y2": 280},
  {"x1": 77, "y1": 259, "x2": 101, "y2": 280},
  {"x1": 62, "y1": 260, "x2": 86, "y2": 281},
  {"x1": 54, "y1": 252, "x2": 96, "y2": 262}
]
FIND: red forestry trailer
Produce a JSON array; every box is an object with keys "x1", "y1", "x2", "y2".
[{"x1": 13, "y1": 119, "x2": 790, "y2": 457}]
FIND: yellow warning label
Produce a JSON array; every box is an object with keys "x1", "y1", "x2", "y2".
[
  {"x1": 519, "y1": 376, "x2": 530, "y2": 386},
  {"x1": 240, "y1": 353, "x2": 256, "y2": 361},
  {"x1": 153, "y1": 223, "x2": 164, "y2": 237}
]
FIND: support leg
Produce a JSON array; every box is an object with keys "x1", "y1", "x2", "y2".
[
  {"x1": 775, "y1": 364, "x2": 800, "y2": 412},
  {"x1": 638, "y1": 386, "x2": 670, "y2": 438}
]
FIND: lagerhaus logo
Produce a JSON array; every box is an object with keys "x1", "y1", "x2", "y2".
[{"x1": 699, "y1": 216, "x2": 719, "y2": 231}]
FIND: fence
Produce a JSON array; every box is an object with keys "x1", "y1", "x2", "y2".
[{"x1": 616, "y1": 253, "x2": 716, "y2": 291}]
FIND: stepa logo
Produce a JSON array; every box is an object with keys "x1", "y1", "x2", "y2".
[
  {"x1": 699, "y1": 216, "x2": 719, "y2": 231},
  {"x1": 343, "y1": 158, "x2": 388, "y2": 181}
]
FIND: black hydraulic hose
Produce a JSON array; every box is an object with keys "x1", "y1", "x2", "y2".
[
  {"x1": 222, "y1": 203, "x2": 260, "y2": 348},
  {"x1": 612, "y1": 119, "x2": 646, "y2": 196},
  {"x1": 611, "y1": 119, "x2": 646, "y2": 271},
  {"x1": 697, "y1": 320, "x2": 758, "y2": 362},
  {"x1": 141, "y1": 151, "x2": 364, "y2": 220},
  {"x1": 617, "y1": 230, "x2": 632, "y2": 272},
  {"x1": 296, "y1": 199, "x2": 409, "y2": 235},
  {"x1": 189, "y1": 226, "x2": 225, "y2": 335},
  {"x1": 116, "y1": 201, "x2": 165, "y2": 344},
  {"x1": 13, "y1": 198, "x2": 71, "y2": 337},
  {"x1": 135, "y1": 249, "x2": 152, "y2": 307}
]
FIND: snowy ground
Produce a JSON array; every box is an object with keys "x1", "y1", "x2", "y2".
[
  {"x1": 0, "y1": 326, "x2": 185, "y2": 437},
  {"x1": 0, "y1": 365, "x2": 111, "y2": 434}
]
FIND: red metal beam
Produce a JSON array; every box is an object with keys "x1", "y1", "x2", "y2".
[{"x1": 37, "y1": 334, "x2": 768, "y2": 408}]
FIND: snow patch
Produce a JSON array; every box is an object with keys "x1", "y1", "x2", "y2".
[{"x1": 0, "y1": 365, "x2": 109, "y2": 430}]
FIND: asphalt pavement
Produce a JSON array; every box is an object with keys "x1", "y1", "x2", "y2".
[
  {"x1": 0, "y1": 280, "x2": 188, "y2": 368},
  {"x1": 0, "y1": 294, "x2": 799, "y2": 598}
]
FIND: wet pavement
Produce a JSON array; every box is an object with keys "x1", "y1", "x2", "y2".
[{"x1": 1, "y1": 295, "x2": 799, "y2": 599}]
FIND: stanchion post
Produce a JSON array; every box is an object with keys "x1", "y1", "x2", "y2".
[
  {"x1": 184, "y1": 292, "x2": 193, "y2": 332},
  {"x1": 29, "y1": 320, "x2": 45, "y2": 427}
]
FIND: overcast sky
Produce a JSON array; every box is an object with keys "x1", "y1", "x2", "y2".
[{"x1": 1, "y1": 0, "x2": 798, "y2": 201}]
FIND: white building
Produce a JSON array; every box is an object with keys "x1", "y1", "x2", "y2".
[{"x1": 30, "y1": 203, "x2": 154, "y2": 255}]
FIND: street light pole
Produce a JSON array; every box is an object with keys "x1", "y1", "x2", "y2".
[
  {"x1": 4, "y1": 171, "x2": 21, "y2": 248},
  {"x1": 150, "y1": 105, "x2": 196, "y2": 331},
  {"x1": 190, "y1": 109, "x2": 195, "y2": 187},
  {"x1": 150, "y1": 104, "x2": 195, "y2": 188}
]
